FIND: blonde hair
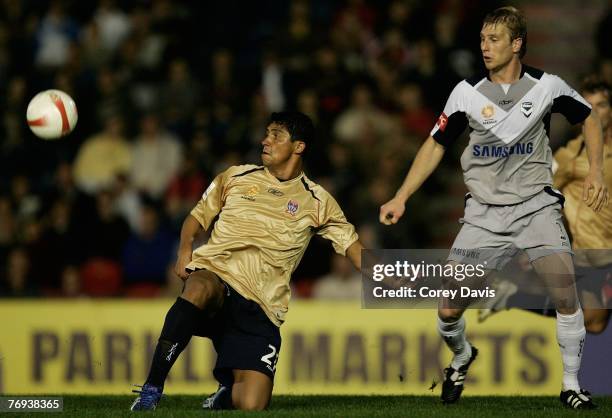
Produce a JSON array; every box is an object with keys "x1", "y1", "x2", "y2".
[{"x1": 483, "y1": 6, "x2": 527, "y2": 58}]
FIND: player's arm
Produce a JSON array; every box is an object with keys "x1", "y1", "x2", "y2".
[
  {"x1": 582, "y1": 111, "x2": 608, "y2": 211},
  {"x1": 345, "y1": 240, "x2": 364, "y2": 271},
  {"x1": 380, "y1": 82, "x2": 467, "y2": 225},
  {"x1": 550, "y1": 75, "x2": 608, "y2": 211},
  {"x1": 174, "y1": 215, "x2": 203, "y2": 280},
  {"x1": 174, "y1": 171, "x2": 228, "y2": 279},
  {"x1": 315, "y1": 189, "x2": 362, "y2": 272},
  {"x1": 379, "y1": 136, "x2": 446, "y2": 225}
]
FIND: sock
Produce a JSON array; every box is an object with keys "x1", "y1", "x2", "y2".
[
  {"x1": 507, "y1": 292, "x2": 556, "y2": 316},
  {"x1": 556, "y1": 308, "x2": 586, "y2": 392},
  {"x1": 438, "y1": 316, "x2": 472, "y2": 370},
  {"x1": 146, "y1": 297, "x2": 203, "y2": 388}
]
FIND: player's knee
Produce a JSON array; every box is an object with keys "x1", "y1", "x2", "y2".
[
  {"x1": 438, "y1": 308, "x2": 463, "y2": 322},
  {"x1": 234, "y1": 394, "x2": 268, "y2": 411},
  {"x1": 585, "y1": 315, "x2": 608, "y2": 335}
]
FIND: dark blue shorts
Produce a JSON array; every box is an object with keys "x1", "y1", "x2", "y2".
[{"x1": 193, "y1": 281, "x2": 281, "y2": 385}]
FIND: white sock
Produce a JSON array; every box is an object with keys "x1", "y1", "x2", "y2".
[
  {"x1": 438, "y1": 316, "x2": 472, "y2": 370},
  {"x1": 556, "y1": 308, "x2": 586, "y2": 392}
]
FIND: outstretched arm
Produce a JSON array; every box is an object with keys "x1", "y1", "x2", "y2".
[
  {"x1": 345, "y1": 240, "x2": 364, "y2": 271},
  {"x1": 174, "y1": 214, "x2": 203, "y2": 280},
  {"x1": 379, "y1": 136, "x2": 446, "y2": 225},
  {"x1": 582, "y1": 111, "x2": 608, "y2": 212}
]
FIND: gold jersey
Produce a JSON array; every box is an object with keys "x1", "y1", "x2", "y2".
[
  {"x1": 186, "y1": 164, "x2": 359, "y2": 326},
  {"x1": 554, "y1": 137, "x2": 612, "y2": 266}
]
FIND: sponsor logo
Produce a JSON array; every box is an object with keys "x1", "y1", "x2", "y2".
[
  {"x1": 241, "y1": 185, "x2": 259, "y2": 201},
  {"x1": 521, "y1": 101, "x2": 533, "y2": 117},
  {"x1": 481, "y1": 104, "x2": 495, "y2": 119},
  {"x1": 498, "y1": 99, "x2": 513, "y2": 106},
  {"x1": 436, "y1": 112, "x2": 448, "y2": 132},
  {"x1": 286, "y1": 199, "x2": 299, "y2": 216},
  {"x1": 267, "y1": 187, "x2": 284, "y2": 197},
  {"x1": 472, "y1": 142, "x2": 533, "y2": 157}
]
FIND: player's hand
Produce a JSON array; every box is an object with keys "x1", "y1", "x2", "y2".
[
  {"x1": 379, "y1": 197, "x2": 406, "y2": 225},
  {"x1": 174, "y1": 249, "x2": 192, "y2": 280},
  {"x1": 583, "y1": 169, "x2": 608, "y2": 212}
]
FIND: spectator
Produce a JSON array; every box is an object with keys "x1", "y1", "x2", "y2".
[
  {"x1": 312, "y1": 254, "x2": 362, "y2": 300},
  {"x1": 122, "y1": 203, "x2": 174, "y2": 285},
  {"x1": 82, "y1": 190, "x2": 130, "y2": 261},
  {"x1": 1, "y1": 247, "x2": 38, "y2": 297},
  {"x1": 73, "y1": 115, "x2": 132, "y2": 194},
  {"x1": 130, "y1": 113, "x2": 183, "y2": 199}
]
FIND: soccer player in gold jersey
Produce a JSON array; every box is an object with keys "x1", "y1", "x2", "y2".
[{"x1": 131, "y1": 112, "x2": 363, "y2": 411}]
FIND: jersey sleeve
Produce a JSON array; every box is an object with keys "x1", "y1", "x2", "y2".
[
  {"x1": 190, "y1": 170, "x2": 229, "y2": 230},
  {"x1": 430, "y1": 81, "x2": 469, "y2": 147},
  {"x1": 549, "y1": 75, "x2": 592, "y2": 125},
  {"x1": 315, "y1": 191, "x2": 359, "y2": 256}
]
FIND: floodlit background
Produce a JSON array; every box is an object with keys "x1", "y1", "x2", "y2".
[{"x1": 0, "y1": 0, "x2": 610, "y2": 396}]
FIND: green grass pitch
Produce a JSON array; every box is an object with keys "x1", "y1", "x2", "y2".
[{"x1": 29, "y1": 395, "x2": 612, "y2": 417}]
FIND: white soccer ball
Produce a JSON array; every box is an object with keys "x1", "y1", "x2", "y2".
[{"x1": 26, "y1": 89, "x2": 78, "y2": 140}]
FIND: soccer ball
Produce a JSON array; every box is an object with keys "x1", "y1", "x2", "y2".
[{"x1": 26, "y1": 89, "x2": 78, "y2": 140}]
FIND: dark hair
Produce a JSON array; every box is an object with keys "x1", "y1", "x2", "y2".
[
  {"x1": 575, "y1": 75, "x2": 611, "y2": 157},
  {"x1": 580, "y1": 75, "x2": 611, "y2": 101},
  {"x1": 268, "y1": 111, "x2": 315, "y2": 150},
  {"x1": 483, "y1": 6, "x2": 527, "y2": 58}
]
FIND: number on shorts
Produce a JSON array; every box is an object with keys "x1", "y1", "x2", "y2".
[{"x1": 260, "y1": 344, "x2": 278, "y2": 371}]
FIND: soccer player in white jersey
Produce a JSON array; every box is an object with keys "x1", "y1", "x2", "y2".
[
  {"x1": 379, "y1": 7, "x2": 607, "y2": 409},
  {"x1": 131, "y1": 112, "x2": 363, "y2": 411}
]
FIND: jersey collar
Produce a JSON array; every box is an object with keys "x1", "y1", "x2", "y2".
[{"x1": 263, "y1": 167, "x2": 305, "y2": 184}]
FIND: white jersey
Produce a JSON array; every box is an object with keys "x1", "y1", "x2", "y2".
[{"x1": 431, "y1": 65, "x2": 591, "y2": 205}]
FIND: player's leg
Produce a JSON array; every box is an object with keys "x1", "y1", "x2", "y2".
[
  {"x1": 231, "y1": 369, "x2": 274, "y2": 411},
  {"x1": 131, "y1": 269, "x2": 225, "y2": 411},
  {"x1": 581, "y1": 291, "x2": 610, "y2": 334},
  {"x1": 203, "y1": 369, "x2": 273, "y2": 411},
  {"x1": 530, "y1": 252, "x2": 596, "y2": 409},
  {"x1": 203, "y1": 283, "x2": 281, "y2": 411},
  {"x1": 577, "y1": 264, "x2": 611, "y2": 334},
  {"x1": 438, "y1": 261, "x2": 489, "y2": 404}
]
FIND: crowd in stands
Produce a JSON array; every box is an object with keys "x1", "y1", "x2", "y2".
[{"x1": 1, "y1": 0, "x2": 610, "y2": 298}]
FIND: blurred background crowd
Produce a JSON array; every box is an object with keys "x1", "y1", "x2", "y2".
[{"x1": 0, "y1": 0, "x2": 610, "y2": 299}]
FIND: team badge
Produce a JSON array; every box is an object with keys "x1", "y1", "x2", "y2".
[
  {"x1": 286, "y1": 199, "x2": 299, "y2": 216},
  {"x1": 436, "y1": 112, "x2": 448, "y2": 132},
  {"x1": 520, "y1": 101, "x2": 533, "y2": 117},
  {"x1": 481, "y1": 104, "x2": 495, "y2": 119}
]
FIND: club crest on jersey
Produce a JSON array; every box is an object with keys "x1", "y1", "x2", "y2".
[
  {"x1": 241, "y1": 185, "x2": 259, "y2": 201},
  {"x1": 286, "y1": 199, "x2": 299, "y2": 216},
  {"x1": 521, "y1": 101, "x2": 533, "y2": 117},
  {"x1": 436, "y1": 112, "x2": 448, "y2": 132}
]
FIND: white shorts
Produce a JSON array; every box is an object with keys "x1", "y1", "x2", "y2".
[{"x1": 448, "y1": 187, "x2": 572, "y2": 270}]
